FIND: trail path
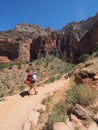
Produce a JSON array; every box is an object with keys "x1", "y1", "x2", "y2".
[{"x1": 0, "y1": 78, "x2": 70, "y2": 130}]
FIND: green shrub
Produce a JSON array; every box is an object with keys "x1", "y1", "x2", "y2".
[
  {"x1": 43, "y1": 96, "x2": 52, "y2": 110},
  {"x1": 0, "y1": 63, "x2": 13, "y2": 70},
  {"x1": 65, "y1": 63, "x2": 75, "y2": 72},
  {"x1": 25, "y1": 68, "x2": 30, "y2": 72},
  {"x1": 9, "y1": 89, "x2": 14, "y2": 95},
  {"x1": 29, "y1": 63, "x2": 32, "y2": 66},
  {"x1": 79, "y1": 54, "x2": 90, "y2": 62},
  {"x1": 66, "y1": 84, "x2": 97, "y2": 108},
  {"x1": 19, "y1": 85, "x2": 25, "y2": 91},
  {"x1": 17, "y1": 62, "x2": 22, "y2": 69},
  {"x1": 56, "y1": 74, "x2": 62, "y2": 80},
  {"x1": 50, "y1": 65, "x2": 53, "y2": 70},
  {"x1": 44, "y1": 76, "x2": 56, "y2": 84},
  {"x1": 43, "y1": 101, "x2": 66, "y2": 130},
  {"x1": 0, "y1": 94, "x2": 4, "y2": 98}
]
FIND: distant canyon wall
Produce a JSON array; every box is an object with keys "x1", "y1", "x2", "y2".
[{"x1": 0, "y1": 15, "x2": 98, "y2": 64}]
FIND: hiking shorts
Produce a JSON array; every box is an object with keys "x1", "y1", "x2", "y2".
[{"x1": 29, "y1": 81, "x2": 35, "y2": 87}]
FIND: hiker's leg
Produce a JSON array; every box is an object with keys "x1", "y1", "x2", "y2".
[
  {"x1": 28, "y1": 83, "x2": 34, "y2": 93},
  {"x1": 32, "y1": 81, "x2": 38, "y2": 94},
  {"x1": 33, "y1": 86, "x2": 38, "y2": 94},
  {"x1": 28, "y1": 82, "x2": 38, "y2": 95}
]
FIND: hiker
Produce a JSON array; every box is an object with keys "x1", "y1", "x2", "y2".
[{"x1": 24, "y1": 71, "x2": 38, "y2": 95}]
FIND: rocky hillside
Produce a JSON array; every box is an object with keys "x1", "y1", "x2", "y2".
[
  {"x1": 36, "y1": 55, "x2": 98, "y2": 130},
  {"x1": 0, "y1": 55, "x2": 74, "y2": 97},
  {"x1": 0, "y1": 52, "x2": 98, "y2": 130},
  {"x1": 0, "y1": 12, "x2": 98, "y2": 130},
  {"x1": 0, "y1": 13, "x2": 98, "y2": 63}
]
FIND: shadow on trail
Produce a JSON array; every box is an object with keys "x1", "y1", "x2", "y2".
[{"x1": 19, "y1": 91, "x2": 29, "y2": 97}]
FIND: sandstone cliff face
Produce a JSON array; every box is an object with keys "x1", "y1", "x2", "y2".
[
  {"x1": 14, "y1": 23, "x2": 52, "y2": 36},
  {"x1": 0, "y1": 56, "x2": 10, "y2": 63},
  {"x1": 30, "y1": 18, "x2": 98, "y2": 63},
  {"x1": 79, "y1": 20, "x2": 98, "y2": 56},
  {"x1": 0, "y1": 38, "x2": 19, "y2": 61},
  {"x1": 0, "y1": 13, "x2": 98, "y2": 63},
  {"x1": 18, "y1": 38, "x2": 32, "y2": 62},
  {"x1": 30, "y1": 31, "x2": 79, "y2": 63}
]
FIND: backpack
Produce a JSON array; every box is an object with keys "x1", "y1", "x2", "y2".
[{"x1": 27, "y1": 72, "x2": 37, "y2": 83}]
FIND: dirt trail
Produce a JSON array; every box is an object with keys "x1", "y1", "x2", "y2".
[{"x1": 0, "y1": 78, "x2": 70, "y2": 130}]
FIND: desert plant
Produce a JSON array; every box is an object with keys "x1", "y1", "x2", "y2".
[
  {"x1": 17, "y1": 62, "x2": 22, "y2": 69},
  {"x1": 29, "y1": 63, "x2": 32, "y2": 66},
  {"x1": 65, "y1": 63, "x2": 75, "y2": 72},
  {"x1": 0, "y1": 63, "x2": 13, "y2": 70},
  {"x1": 56, "y1": 74, "x2": 62, "y2": 80},
  {"x1": 43, "y1": 101, "x2": 66, "y2": 130},
  {"x1": 43, "y1": 96, "x2": 52, "y2": 110},
  {"x1": 44, "y1": 76, "x2": 56, "y2": 84},
  {"x1": 25, "y1": 67, "x2": 31, "y2": 72},
  {"x1": 66, "y1": 84, "x2": 97, "y2": 108},
  {"x1": 9, "y1": 89, "x2": 14, "y2": 95},
  {"x1": 50, "y1": 65, "x2": 53, "y2": 70},
  {"x1": 19, "y1": 85, "x2": 25, "y2": 91},
  {"x1": 79, "y1": 54, "x2": 90, "y2": 62}
]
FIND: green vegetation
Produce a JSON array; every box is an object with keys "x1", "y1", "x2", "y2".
[
  {"x1": 9, "y1": 89, "x2": 14, "y2": 95},
  {"x1": 44, "y1": 76, "x2": 56, "y2": 84},
  {"x1": 43, "y1": 101, "x2": 66, "y2": 130},
  {"x1": 42, "y1": 84, "x2": 98, "y2": 129},
  {"x1": 65, "y1": 62, "x2": 75, "y2": 72},
  {"x1": 66, "y1": 84, "x2": 97, "y2": 113},
  {"x1": 0, "y1": 61, "x2": 23, "y2": 70},
  {"x1": 25, "y1": 67, "x2": 31, "y2": 72},
  {"x1": 44, "y1": 74, "x2": 62, "y2": 84},
  {"x1": 74, "y1": 126, "x2": 80, "y2": 130},
  {"x1": 19, "y1": 85, "x2": 25, "y2": 91},
  {"x1": 17, "y1": 62, "x2": 22, "y2": 69},
  {"x1": 0, "y1": 55, "x2": 75, "y2": 97},
  {"x1": 43, "y1": 96, "x2": 52, "y2": 110},
  {"x1": 31, "y1": 55, "x2": 75, "y2": 84},
  {"x1": 0, "y1": 94, "x2": 4, "y2": 98},
  {"x1": 79, "y1": 54, "x2": 90, "y2": 62},
  {"x1": 0, "y1": 63, "x2": 14, "y2": 70}
]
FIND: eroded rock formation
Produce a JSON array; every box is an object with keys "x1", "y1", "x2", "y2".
[{"x1": 0, "y1": 13, "x2": 98, "y2": 63}]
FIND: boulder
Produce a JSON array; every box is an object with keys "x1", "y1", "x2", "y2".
[
  {"x1": 73, "y1": 104, "x2": 92, "y2": 120},
  {"x1": 28, "y1": 111, "x2": 40, "y2": 126},
  {"x1": 70, "y1": 114, "x2": 87, "y2": 130},
  {"x1": 88, "y1": 122, "x2": 98, "y2": 130},
  {"x1": 53, "y1": 122, "x2": 71, "y2": 130},
  {"x1": 23, "y1": 120, "x2": 31, "y2": 130}
]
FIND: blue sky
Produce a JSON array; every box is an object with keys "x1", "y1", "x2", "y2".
[{"x1": 0, "y1": 0, "x2": 98, "y2": 31}]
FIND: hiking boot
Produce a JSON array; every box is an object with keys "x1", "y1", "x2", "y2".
[{"x1": 28, "y1": 92, "x2": 33, "y2": 96}]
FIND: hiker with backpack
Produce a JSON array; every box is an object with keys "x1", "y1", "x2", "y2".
[{"x1": 24, "y1": 71, "x2": 38, "y2": 95}]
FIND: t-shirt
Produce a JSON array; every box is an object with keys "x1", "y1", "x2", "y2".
[{"x1": 32, "y1": 74, "x2": 37, "y2": 81}]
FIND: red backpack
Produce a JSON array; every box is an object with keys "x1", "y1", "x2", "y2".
[
  {"x1": 27, "y1": 72, "x2": 33, "y2": 82},
  {"x1": 24, "y1": 72, "x2": 32, "y2": 85}
]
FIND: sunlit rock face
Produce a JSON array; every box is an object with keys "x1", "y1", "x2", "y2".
[{"x1": 0, "y1": 13, "x2": 98, "y2": 63}]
